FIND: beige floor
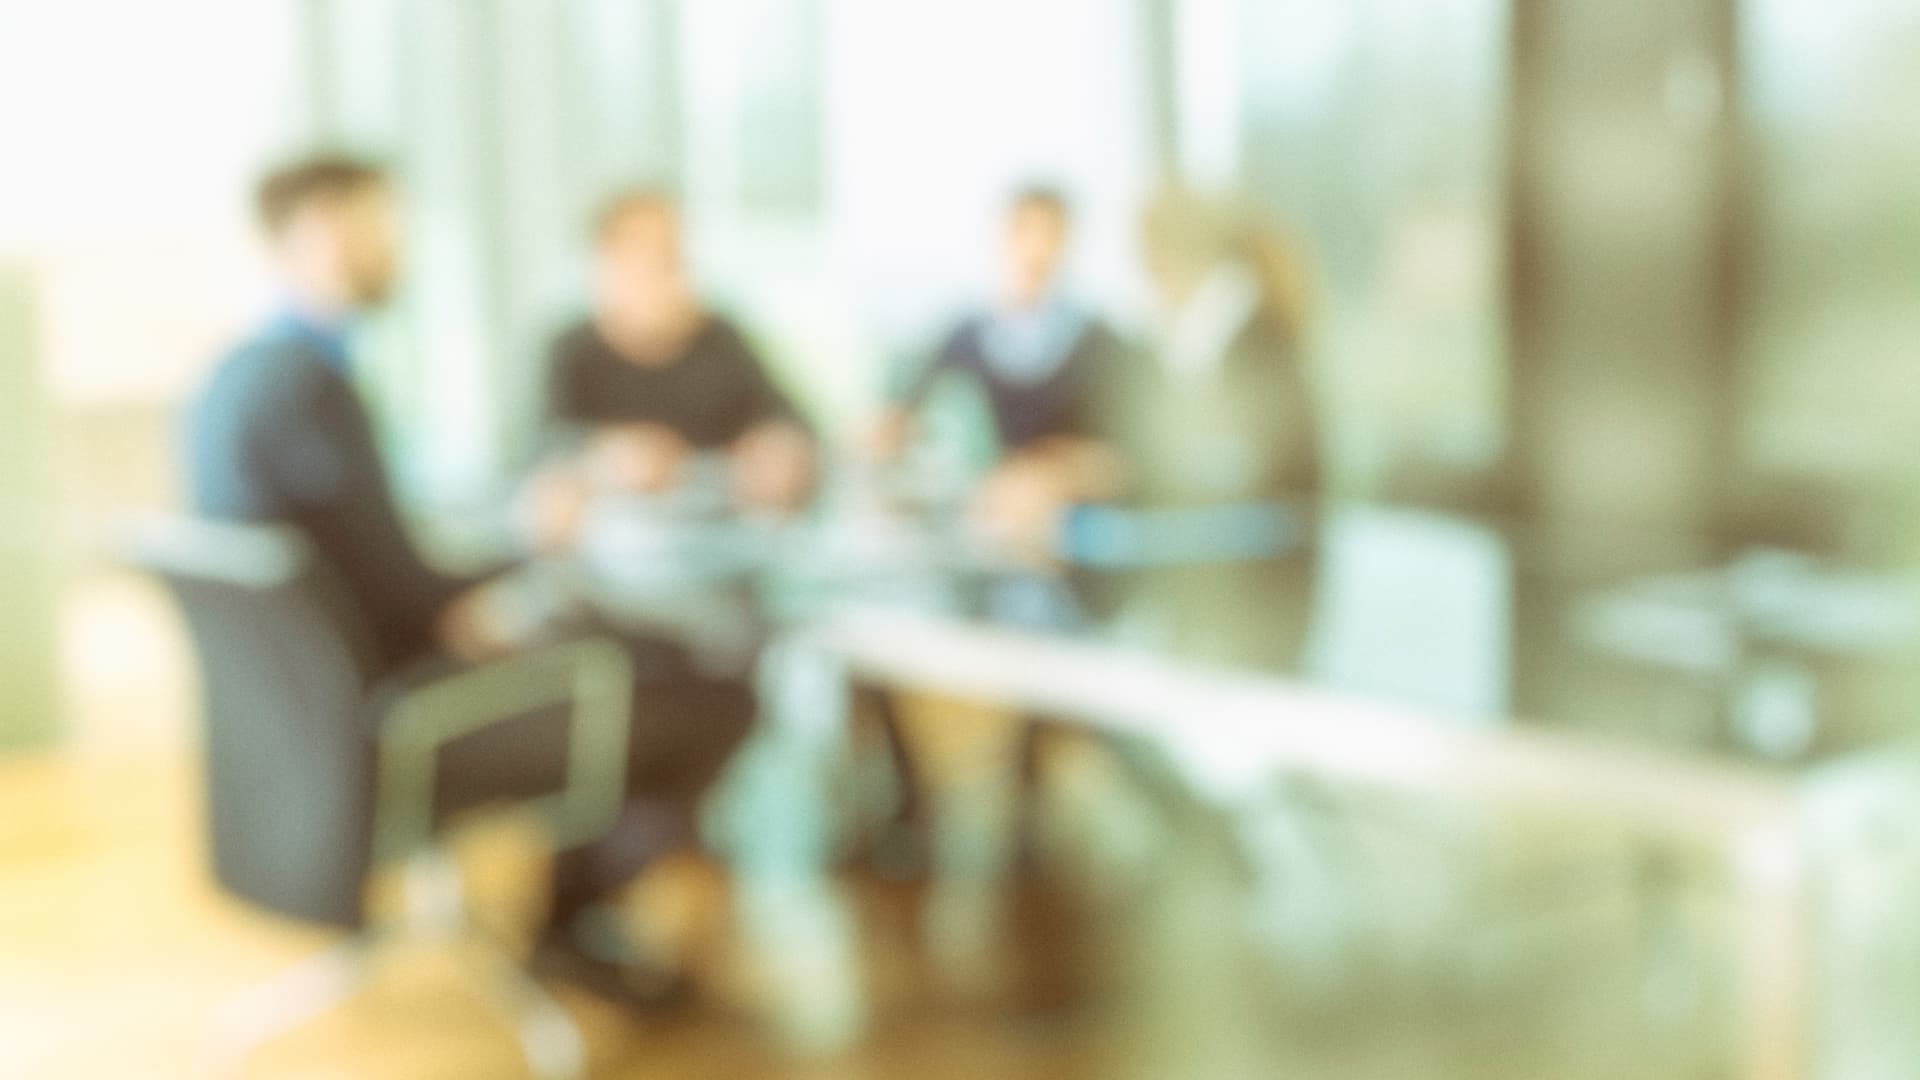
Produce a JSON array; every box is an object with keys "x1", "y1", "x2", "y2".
[
  {"x1": 0, "y1": 741, "x2": 1130, "y2": 1080},
  {"x1": 6, "y1": 568, "x2": 1109, "y2": 1078},
  {"x1": 0, "y1": 740, "x2": 1741, "y2": 1080},
  {"x1": 3, "y1": 566, "x2": 1751, "y2": 1079}
]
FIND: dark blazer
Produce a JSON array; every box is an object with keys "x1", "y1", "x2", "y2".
[{"x1": 186, "y1": 325, "x2": 476, "y2": 673}]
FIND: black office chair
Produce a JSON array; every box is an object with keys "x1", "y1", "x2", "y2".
[{"x1": 120, "y1": 515, "x2": 633, "y2": 1079}]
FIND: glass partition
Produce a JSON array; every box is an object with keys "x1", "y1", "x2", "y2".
[{"x1": 1238, "y1": 0, "x2": 1510, "y2": 496}]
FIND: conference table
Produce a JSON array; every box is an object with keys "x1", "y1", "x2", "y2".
[{"x1": 560, "y1": 473, "x2": 1920, "y2": 1080}]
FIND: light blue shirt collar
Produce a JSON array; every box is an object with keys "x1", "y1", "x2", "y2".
[
  {"x1": 979, "y1": 293, "x2": 1088, "y2": 384},
  {"x1": 268, "y1": 306, "x2": 354, "y2": 375}
]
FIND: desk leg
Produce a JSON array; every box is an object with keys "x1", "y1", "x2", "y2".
[
  {"x1": 892, "y1": 696, "x2": 1030, "y2": 995},
  {"x1": 729, "y1": 634, "x2": 866, "y2": 1053},
  {"x1": 1731, "y1": 820, "x2": 1812, "y2": 1080}
]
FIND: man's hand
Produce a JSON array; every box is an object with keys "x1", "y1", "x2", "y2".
[
  {"x1": 971, "y1": 453, "x2": 1073, "y2": 562},
  {"x1": 515, "y1": 463, "x2": 591, "y2": 554},
  {"x1": 434, "y1": 583, "x2": 521, "y2": 664},
  {"x1": 969, "y1": 439, "x2": 1130, "y2": 562},
  {"x1": 588, "y1": 423, "x2": 691, "y2": 494},
  {"x1": 1028, "y1": 435, "x2": 1130, "y2": 503},
  {"x1": 731, "y1": 421, "x2": 816, "y2": 513},
  {"x1": 864, "y1": 407, "x2": 914, "y2": 463}
]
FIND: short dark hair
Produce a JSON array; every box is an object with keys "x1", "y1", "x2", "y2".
[
  {"x1": 1008, "y1": 183, "x2": 1071, "y2": 221},
  {"x1": 592, "y1": 186, "x2": 680, "y2": 245},
  {"x1": 254, "y1": 154, "x2": 388, "y2": 236}
]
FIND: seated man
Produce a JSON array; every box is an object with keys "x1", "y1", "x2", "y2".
[
  {"x1": 187, "y1": 155, "x2": 749, "y2": 1006},
  {"x1": 853, "y1": 189, "x2": 1134, "y2": 858},
  {"x1": 521, "y1": 190, "x2": 815, "y2": 550},
  {"x1": 871, "y1": 186, "x2": 1126, "y2": 480}
]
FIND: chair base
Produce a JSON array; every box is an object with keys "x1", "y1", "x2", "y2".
[
  {"x1": 208, "y1": 853, "x2": 588, "y2": 1080},
  {"x1": 207, "y1": 924, "x2": 588, "y2": 1080}
]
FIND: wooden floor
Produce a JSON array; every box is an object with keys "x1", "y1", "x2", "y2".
[
  {"x1": 0, "y1": 746, "x2": 1128, "y2": 1080},
  {"x1": 0, "y1": 573, "x2": 1080, "y2": 1077},
  {"x1": 0, "y1": 745, "x2": 1745, "y2": 1080},
  {"x1": 2, "y1": 570, "x2": 1752, "y2": 1079}
]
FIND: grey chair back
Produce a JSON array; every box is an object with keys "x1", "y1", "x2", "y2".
[{"x1": 121, "y1": 515, "x2": 384, "y2": 927}]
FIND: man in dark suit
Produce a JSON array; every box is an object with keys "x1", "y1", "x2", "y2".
[
  {"x1": 187, "y1": 158, "x2": 495, "y2": 669},
  {"x1": 187, "y1": 155, "x2": 746, "y2": 1006}
]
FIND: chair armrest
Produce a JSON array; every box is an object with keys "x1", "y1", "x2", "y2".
[{"x1": 374, "y1": 637, "x2": 633, "y2": 862}]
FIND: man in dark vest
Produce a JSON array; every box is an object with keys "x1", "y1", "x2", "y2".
[{"x1": 873, "y1": 186, "x2": 1124, "y2": 456}]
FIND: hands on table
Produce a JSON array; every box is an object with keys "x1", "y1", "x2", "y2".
[
  {"x1": 590, "y1": 423, "x2": 694, "y2": 494},
  {"x1": 434, "y1": 582, "x2": 523, "y2": 663},
  {"x1": 516, "y1": 418, "x2": 820, "y2": 553},
  {"x1": 864, "y1": 407, "x2": 914, "y2": 464},
  {"x1": 969, "y1": 438, "x2": 1130, "y2": 564},
  {"x1": 731, "y1": 420, "x2": 818, "y2": 513},
  {"x1": 514, "y1": 406, "x2": 1136, "y2": 575}
]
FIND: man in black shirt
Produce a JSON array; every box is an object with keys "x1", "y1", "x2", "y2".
[
  {"x1": 524, "y1": 190, "x2": 815, "y2": 547},
  {"x1": 188, "y1": 157, "x2": 745, "y2": 1007},
  {"x1": 548, "y1": 316, "x2": 799, "y2": 446}
]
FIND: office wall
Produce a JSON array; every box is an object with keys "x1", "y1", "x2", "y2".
[
  {"x1": 0, "y1": 13, "x2": 54, "y2": 749},
  {"x1": 824, "y1": 0, "x2": 1157, "y2": 347},
  {"x1": 0, "y1": 266, "x2": 62, "y2": 749},
  {"x1": 10, "y1": 0, "x2": 307, "y2": 409}
]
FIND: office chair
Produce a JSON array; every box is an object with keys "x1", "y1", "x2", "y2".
[{"x1": 121, "y1": 515, "x2": 633, "y2": 1079}]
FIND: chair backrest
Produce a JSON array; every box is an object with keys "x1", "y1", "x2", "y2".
[{"x1": 119, "y1": 515, "x2": 385, "y2": 927}]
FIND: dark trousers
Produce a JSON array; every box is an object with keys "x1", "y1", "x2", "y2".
[{"x1": 429, "y1": 639, "x2": 756, "y2": 926}]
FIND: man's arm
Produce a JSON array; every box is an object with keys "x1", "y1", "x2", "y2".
[
  {"x1": 895, "y1": 321, "x2": 976, "y2": 414},
  {"x1": 260, "y1": 361, "x2": 482, "y2": 663},
  {"x1": 867, "y1": 322, "x2": 974, "y2": 461},
  {"x1": 707, "y1": 321, "x2": 817, "y2": 510}
]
